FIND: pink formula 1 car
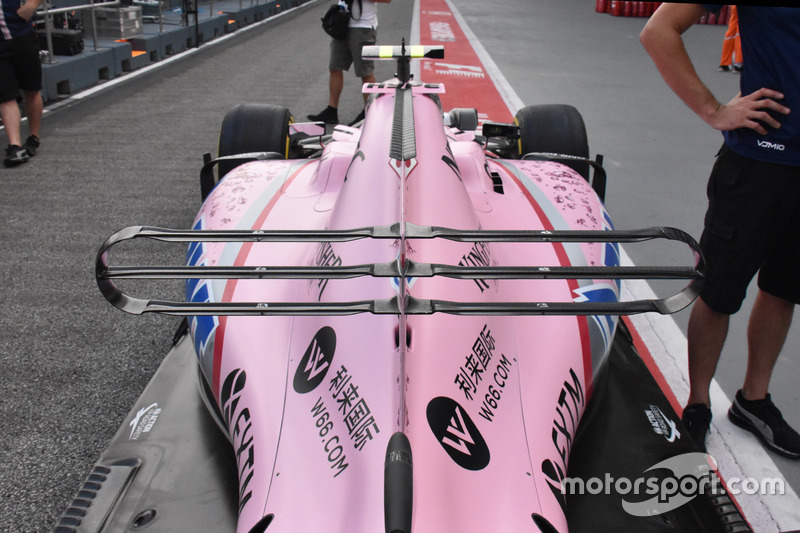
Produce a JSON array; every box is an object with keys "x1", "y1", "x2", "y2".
[{"x1": 61, "y1": 45, "x2": 748, "y2": 533}]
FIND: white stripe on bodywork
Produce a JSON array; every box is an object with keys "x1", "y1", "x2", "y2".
[
  {"x1": 493, "y1": 160, "x2": 589, "y2": 270},
  {"x1": 208, "y1": 162, "x2": 299, "y2": 300}
]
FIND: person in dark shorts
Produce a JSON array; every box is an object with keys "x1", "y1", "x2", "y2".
[
  {"x1": 1, "y1": 0, "x2": 44, "y2": 167},
  {"x1": 307, "y1": 0, "x2": 391, "y2": 126},
  {"x1": 641, "y1": 4, "x2": 800, "y2": 457}
]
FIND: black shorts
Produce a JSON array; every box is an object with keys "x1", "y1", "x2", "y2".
[
  {"x1": 0, "y1": 32, "x2": 42, "y2": 103},
  {"x1": 699, "y1": 145, "x2": 800, "y2": 314}
]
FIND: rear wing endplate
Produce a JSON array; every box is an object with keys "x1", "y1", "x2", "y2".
[{"x1": 96, "y1": 224, "x2": 704, "y2": 317}]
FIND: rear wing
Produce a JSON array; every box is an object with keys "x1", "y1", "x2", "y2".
[
  {"x1": 96, "y1": 224, "x2": 704, "y2": 317},
  {"x1": 361, "y1": 42, "x2": 444, "y2": 84}
]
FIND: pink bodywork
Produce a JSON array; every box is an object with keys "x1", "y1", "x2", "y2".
[{"x1": 187, "y1": 84, "x2": 619, "y2": 532}]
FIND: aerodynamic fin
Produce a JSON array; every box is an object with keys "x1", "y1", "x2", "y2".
[{"x1": 96, "y1": 224, "x2": 704, "y2": 317}]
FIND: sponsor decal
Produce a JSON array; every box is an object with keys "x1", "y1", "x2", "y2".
[
  {"x1": 220, "y1": 369, "x2": 255, "y2": 514},
  {"x1": 128, "y1": 402, "x2": 162, "y2": 441},
  {"x1": 477, "y1": 354, "x2": 515, "y2": 422},
  {"x1": 541, "y1": 368, "x2": 585, "y2": 513},
  {"x1": 307, "y1": 364, "x2": 381, "y2": 478},
  {"x1": 756, "y1": 140, "x2": 785, "y2": 151},
  {"x1": 311, "y1": 244, "x2": 342, "y2": 299},
  {"x1": 644, "y1": 404, "x2": 680, "y2": 443},
  {"x1": 454, "y1": 325, "x2": 497, "y2": 401},
  {"x1": 310, "y1": 397, "x2": 350, "y2": 478},
  {"x1": 457, "y1": 242, "x2": 494, "y2": 293},
  {"x1": 328, "y1": 365, "x2": 380, "y2": 451},
  {"x1": 365, "y1": 82, "x2": 398, "y2": 91},
  {"x1": 293, "y1": 327, "x2": 336, "y2": 394},
  {"x1": 427, "y1": 396, "x2": 490, "y2": 471},
  {"x1": 451, "y1": 324, "x2": 517, "y2": 421}
]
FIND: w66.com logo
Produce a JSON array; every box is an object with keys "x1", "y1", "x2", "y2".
[{"x1": 561, "y1": 453, "x2": 785, "y2": 516}]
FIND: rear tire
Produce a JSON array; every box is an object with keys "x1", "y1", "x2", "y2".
[
  {"x1": 218, "y1": 103, "x2": 293, "y2": 178},
  {"x1": 515, "y1": 104, "x2": 590, "y2": 180}
]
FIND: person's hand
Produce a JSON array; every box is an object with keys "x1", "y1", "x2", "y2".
[
  {"x1": 709, "y1": 88, "x2": 790, "y2": 135},
  {"x1": 17, "y1": 2, "x2": 37, "y2": 20}
]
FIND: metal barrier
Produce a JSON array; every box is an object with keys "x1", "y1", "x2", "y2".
[
  {"x1": 36, "y1": 0, "x2": 122, "y2": 61},
  {"x1": 35, "y1": 0, "x2": 272, "y2": 63}
]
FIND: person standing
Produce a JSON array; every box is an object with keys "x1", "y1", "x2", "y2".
[
  {"x1": 1, "y1": 0, "x2": 43, "y2": 167},
  {"x1": 308, "y1": 0, "x2": 391, "y2": 126},
  {"x1": 718, "y1": 5, "x2": 742, "y2": 72},
  {"x1": 640, "y1": 4, "x2": 800, "y2": 456}
]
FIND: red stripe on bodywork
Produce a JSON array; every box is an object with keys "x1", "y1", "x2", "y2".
[
  {"x1": 211, "y1": 161, "x2": 314, "y2": 399},
  {"x1": 504, "y1": 168, "x2": 594, "y2": 395}
]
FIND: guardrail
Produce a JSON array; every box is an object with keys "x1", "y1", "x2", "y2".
[
  {"x1": 36, "y1": 0, "x2": 123, "y2": 61},
  {"x1": 35, "y1": 0, "x2": 273, "y2": 63}
]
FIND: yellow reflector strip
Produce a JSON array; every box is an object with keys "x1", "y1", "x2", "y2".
[
  {"x1": 378, "y1": 46, "x2": 393, "y2": 58},
  {"x1": 409, "y1": 45, "x2": 425, "y2": 58}
]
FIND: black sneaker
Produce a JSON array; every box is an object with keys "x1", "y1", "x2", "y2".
[
  {"x1": 682, "y1": 403, "x2": 712, "y2": 452},
  {"x1": 4, "y1": 145, "x2": 30, "y2": 167},
  {"x1": 307, "y1": 106, "x2": 339, "y2": 125},
  {"x1": 718, "y1": 64, "x2": 731, "y2": 72},
  {"x1": 348, "y1": 109, "x2": 366, "y2": 127},
  {"x1": 23, "y1": 135, "x2": 40, "y2": 156},
  {"x1": 728, "y1": 390, "x2": 800, "y2": 458}
]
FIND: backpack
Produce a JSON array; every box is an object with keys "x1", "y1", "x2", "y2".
[{"x1": 321, "y1": 1, "x2": 351, "y2": 40}]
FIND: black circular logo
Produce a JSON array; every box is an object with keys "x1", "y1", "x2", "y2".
[
  {"x1": 426, "y1": 396, "x2": 490, "y2": 471},
  {"x1": 293, "y1": 327, "x2": 336, "y2": 394}
]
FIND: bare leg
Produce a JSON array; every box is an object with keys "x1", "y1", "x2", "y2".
[
  {"x1": 23, "y1": 90, "x2": 43, "y2": 139},
  {"x1": 1, "y1": 99, "x2": 23, "y2": 146},
  {"x1": 742, "y1": 290, "x2": 794, "y2": 400},
  {"x1": 686, "y1": 297, "x2": 730, "y2": 407},
  {"x1": 328, "y1": 70, "x2": 344, "y2": 108}
]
